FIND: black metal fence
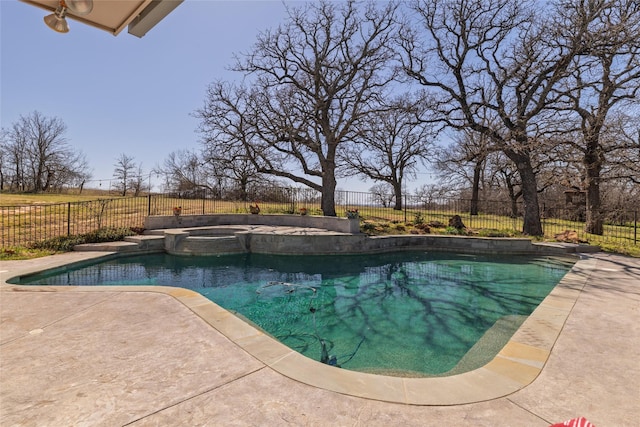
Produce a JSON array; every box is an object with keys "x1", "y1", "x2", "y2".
[{"x1": 1, "y1": 188, "x2": 637, "y2": 248}]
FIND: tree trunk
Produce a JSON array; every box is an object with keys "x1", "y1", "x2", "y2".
[
  {"x1": 510, "y1": 195, "x2": 519, "y2": 218},
  {"x1": 584, "y1": 147, "x2": 603, "y2": 235},
  {"x1": 43, "y1": 170, "x2": 52, "y2": 192},
  {"x1": 502, "y1": 171, "x2": 519, "y2": 217},
  {"x1": 470, "y1": 162, "x2": 482, "y2": 216},
  {"x1": 511, "y1": 153, "x2": 543, "y2": 236},
  {"x1": 239, "y1": 177, "x2": 249, "y2": 201},
  {"x1": 393, "y1": 181, "x2": 403, "y2": 211},
  {"x1": 34, "y1": 168, "x2": 42, "y2": 193},
  {"x1": 321, "y1": 169, "x2": 337, "y2": 216}
]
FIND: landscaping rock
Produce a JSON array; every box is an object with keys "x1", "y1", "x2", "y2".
[{"x1": 448, "y1": 215, "x2": 466, "y2": 230}]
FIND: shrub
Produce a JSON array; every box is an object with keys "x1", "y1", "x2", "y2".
[
  {"x1": 428, "y1": 220, "x2": 447, "y2": 228},
  {"x1": 445, "y1": 226, "x2": 468, "y2": 235},
  {"x1": 361, "y1": 220, "x2": 393, "y2": 235},
  {"x1": 361, "y1": 221, "x2": 377, "y2": 232},
  {"x1": 30, "y1": 227, "x2": 137, "y2": 252},
  {"x1": 476, "y1": 229, "x2": 521, "y2": 238},
  {"x1": 414, "y1": 223, "x2": 431, "y2": 233}
]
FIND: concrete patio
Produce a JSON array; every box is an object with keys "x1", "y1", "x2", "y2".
[{"x1": 1, "y1": 251, "x2": 638, "y2": 426}]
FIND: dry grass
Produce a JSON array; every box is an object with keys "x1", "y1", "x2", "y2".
[
  {"x1": 0, "y1": 247, "x2": 57, "y2": 260},
  {"x1": 1, "y1": 192, "x2": 637, "y2": 258},
  {"x1": 0, "y1": 190, "x2": 123, "y2": 206}
]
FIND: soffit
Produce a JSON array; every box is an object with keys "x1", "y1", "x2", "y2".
[{"x1": 20, "y1": 0, "x2": 177, "y2": 36}]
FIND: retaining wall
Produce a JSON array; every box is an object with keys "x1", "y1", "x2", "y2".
[
  {"x1": 145, "y1": 214, "x2": 360, "y2": 234},
  {"x1": 141, "y1": 214, "x2": 584, "y2": 256}
]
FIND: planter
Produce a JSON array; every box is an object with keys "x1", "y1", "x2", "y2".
[{"x1": 348, "y1": 217, "x2": 360, "y2": 233}]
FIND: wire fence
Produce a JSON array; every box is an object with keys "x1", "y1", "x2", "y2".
[{"x1": 1, "y1": 187, "x2": 637, "y2": 248}]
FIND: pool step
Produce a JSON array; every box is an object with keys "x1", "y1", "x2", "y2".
[
  {"x1": 73, "y1": 241, "x2": 142, "y2": 252},
  {"x1": 124, "y1": 235, "x2": 165, "y2": 250},
  {"x1": 73, "y1": 235, "x2": 165, "y2": 252},
  {"x1": 172, "y1": 236, "x2": 243, "y2": 255}
]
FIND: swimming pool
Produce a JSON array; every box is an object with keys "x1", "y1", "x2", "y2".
[{"x1": 13, "y1": 251, "x2": 574, "y2": 377}]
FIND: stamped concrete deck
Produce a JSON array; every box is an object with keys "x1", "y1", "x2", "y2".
[{"x1": 1, "y1": 250, "x2": 639, "y2": 426}]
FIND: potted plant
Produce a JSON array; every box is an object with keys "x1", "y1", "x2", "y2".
[
  {"x1": 299, "y1": 207, "x2": 308, "y2": 215},
  {"x1": 346, "y1": 209, "x2": 359, "y2": 219},
  {"x1": 249, "y1": 203, "x2": 260, "y2": 214},
  {"x1": 173, "y1": 206, "x2": 182, "y2": 217}
]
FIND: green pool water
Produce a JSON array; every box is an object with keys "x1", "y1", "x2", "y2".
[{"x1": 14, "y1": 251, "x2": 574, "y2": 376}]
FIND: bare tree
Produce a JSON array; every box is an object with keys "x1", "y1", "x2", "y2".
[
  {"x1": 200, "y1": 139, "x2": 266, "y2": 201},
  {"x1": 344, "y1": 94, "x2": 434, "y2": 210},
  {"x1": 553, "y1": 0, "x2": 640, "y2": 234},
  {"x1": 0, "y1": 129, "x2": 27, "y2": 191},
  {"x1": 113, "y1": 153, "x2": 137, "y2": 196},
  {"x1": 400, "y1": 0, "x2": 601, "y2": 235},
  {"x1": 488, "y1": 142, "x2": 571, "y2": 217},
  {"x1": 129, "y1": 164, "x2": 146, "y2": 197},
  {"x1": 195, "y1": 0, "x2": 399, "y2": 216},
  {"x1": 490, "y1": 153, "x2": 523, "y2": 217},
  {"x1": 434, "y1": 129, "x2": 495, "y2": 215},
  {"x1": 603, "y1": 111, "x2": 640, "y2": 185},
  {"x1": 158, "y1": 149, "x2": 217, "y2": 196},
  {"x1": 0, "y1": 143, "x2": 6, "y2": 190},
  {"x1": 1, "y1": 111, "x2": 90, "y2": 193},
  {"x1": 48, "y1": 154, "x2": 92, "y2": 193},
  {"x1": 369, "y1": 182, "x2": 396, "y2": 208},
  {"x1": 413, "y1": 183, "x2": 454, "y2": 209}
]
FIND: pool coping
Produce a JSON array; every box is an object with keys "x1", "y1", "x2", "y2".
[{"x1": 0, "y1": 250, "x2": 592, "y2": 406}]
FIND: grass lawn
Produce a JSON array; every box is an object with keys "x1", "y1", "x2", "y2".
[
  {"x1": 1, "y1": 192, "x2": 638, "y2": 259},
  {"x1": 0, "y1": 191, "x2": 127, "y2": 206}
]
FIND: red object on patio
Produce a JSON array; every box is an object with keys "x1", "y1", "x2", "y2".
[{"x1": 549, "y1": 417, "x2": 595, "y2": 427}]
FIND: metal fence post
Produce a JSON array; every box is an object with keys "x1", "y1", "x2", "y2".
[
  {"x1": 635, "y1": 210, "x2": 637, "y2": 245},
  {"x1": 148, "y1": 194, "x2": 151, "y2": 216},
  {"x1": 67, "y1": 202, "x2": 71, "y2": 236},
  {"x1": 404, "y1": 193, "x2": 407, "y2": 223}
]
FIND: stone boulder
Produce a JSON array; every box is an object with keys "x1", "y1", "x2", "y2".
[
  {"x1": 448, "y1": 215, "x2": 466, "y2": 230},
  {"x1": 554, "y1": 230, "x2": 586, "y2": 243}
]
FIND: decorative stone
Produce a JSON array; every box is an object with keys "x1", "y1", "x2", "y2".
[{"x1": 449, "y1": 215, "x2": 466, "y2": 230}]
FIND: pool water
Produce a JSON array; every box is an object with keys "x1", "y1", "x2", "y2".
[{"x1": 14, "y1": 252, "x2": 573, "y2": 376}]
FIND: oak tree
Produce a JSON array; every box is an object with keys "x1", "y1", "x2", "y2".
[
  {"x1": 400, "y1": 0, "x2": 602, "y2": 235},
  {"x1": 196, "y1": 0, "x2": 399, "y2": 215}
]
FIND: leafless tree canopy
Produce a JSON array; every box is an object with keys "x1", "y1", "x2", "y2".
[
  {"x1": 400, "y1": 0, "x2": 632, "y2": 235},
  {"x1": 112, "y1": 153, "x2": 140, "y2": 197},
  {"x1": 195, "y1": 0, "x2": 400, "y2": 215},
  {"x1": 0, "y1": 111, "x2": 90, "y2": 192},
  {"x1": 343, "y1": 94, "x2": 435, "y2": 210},
  {"x1": 549, "y1": 0, "x2": 640, "y2": 234}
]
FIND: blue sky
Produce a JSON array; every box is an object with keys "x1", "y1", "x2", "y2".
[{"x1": 1, "y1": 1, "x2": 434, "y2": 192}]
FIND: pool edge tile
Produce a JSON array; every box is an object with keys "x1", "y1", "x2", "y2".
[
  {"x1": 483, "y1": 356, "x2": 541, "y2": 386},
  {"x1": 270, "y1": 351, "x2": 408, "y2": 403},
  {"x1": 235, "y1": 333, "x2": 295, "y2": 366}
]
